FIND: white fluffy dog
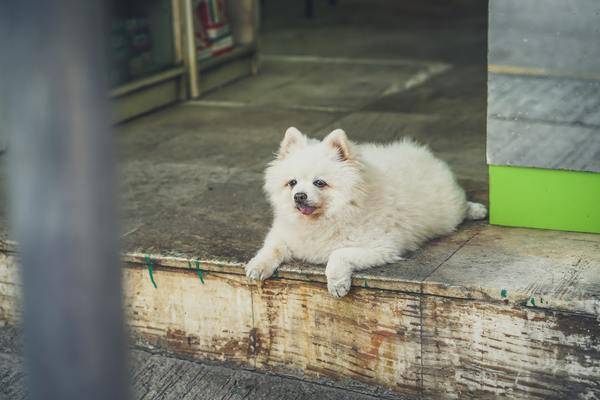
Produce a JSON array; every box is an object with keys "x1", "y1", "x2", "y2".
[{"x1": 246, "y1": 127, "x2": 486, "y2": 298}]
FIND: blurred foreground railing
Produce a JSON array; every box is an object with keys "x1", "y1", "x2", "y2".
[{"x1": 0, "y1": 1, "x2": 128, "y2": 399}]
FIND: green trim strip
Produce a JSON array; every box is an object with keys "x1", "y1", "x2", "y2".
[
  {"x1": 144, "y1": 255, "x2": 158, "y2": 289},
  {"x1": 489, "y1": 165, "x2": 600, "y2": 234}
]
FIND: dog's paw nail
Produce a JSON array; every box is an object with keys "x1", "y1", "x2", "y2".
[
  {"x1": 327, "y1": 276, "x2": 351, "y2": 298},
  {"x1": 245, "y1": 270, "x2": 257, "y2": 280},
  {"x1": 248, "y1": 272, "x2": 261, "y2": 281},
  {"x1": 245, "y1": 259, "x2": 275, "y2": 281}
]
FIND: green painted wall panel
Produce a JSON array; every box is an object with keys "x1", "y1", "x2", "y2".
[{"x1": 489, "y1": 165, "x2": 600, "y2": 234}]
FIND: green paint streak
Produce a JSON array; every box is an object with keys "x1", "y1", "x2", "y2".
[
  {"x1": 489, "y1": 165, "x2": 600, "y2": 234},
  {"x1": 500, "y1": 289, "x2": 508, "y2": 298},
  {"x1": 187, "y1": 259, "x2": 205, "y2": 284},
  {"x1": 530, "y1": 297, "x2": 536, "y2": 307},
  {"x1": 195, "y1": 259, "x2": 205, "y2": 284},
  {"x1": 145, "y1": 255, "x2": 157, "y2": 289}
]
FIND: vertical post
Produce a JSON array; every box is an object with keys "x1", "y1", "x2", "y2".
[
  {"x1": 184, "y1": 0, "x2": 200, "y2": 98},
  {"x1": 0, "y1": 1, "x2": 128, "y2": 400}
]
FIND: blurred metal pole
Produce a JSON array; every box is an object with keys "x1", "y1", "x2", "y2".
[{"x1": 0, "y1": 1, "x2": 128, "y2": 400}]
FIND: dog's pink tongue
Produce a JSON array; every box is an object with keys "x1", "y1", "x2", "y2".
[{"x1": 298, "y1": 205, "x2": 316, "y2": 215}]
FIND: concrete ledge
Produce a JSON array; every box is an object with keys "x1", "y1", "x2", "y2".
[
  {"x1": 4, "y1": 221, "x2": 596, "y2": 317},
  {"x1": 123, "y1": 223, "x2": 599, "y2": 317}
]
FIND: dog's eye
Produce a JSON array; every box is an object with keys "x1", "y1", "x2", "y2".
[
  {"x1": 313, "y1": 179, "x2": 327, "y2": 188},
  {"x1": 288, "y1": 179, "x2": 297, "y2": 188}
]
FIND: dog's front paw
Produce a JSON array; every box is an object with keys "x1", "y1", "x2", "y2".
[
  {"x1": 245, "y1": 256, "x2": 278, "y2": 281},
  {"x1": 327, "y1": 275, "x2": 351, "y2": 298},
  {"x1": 326, "y1": 263, "x2": 352, "y2": 298}
]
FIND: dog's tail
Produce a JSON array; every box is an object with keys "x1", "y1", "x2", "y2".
[{"x1": 466, "y1": 201, "x2": 487, "y2": 220}]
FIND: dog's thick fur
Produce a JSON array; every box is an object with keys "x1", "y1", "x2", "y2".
[{"x1": 246, "y1": 127, "x2": 486, "y2": 297}]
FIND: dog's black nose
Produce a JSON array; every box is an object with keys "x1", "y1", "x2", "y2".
[{"x1": 294, "y1": 192, "x2": 307, "y2": 203}]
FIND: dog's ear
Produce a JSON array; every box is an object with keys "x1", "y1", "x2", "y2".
[
  {"x1": 323, "y1": 129, "x2": 352, "y2": 161},
  {"x1": 277, "y1": 127, "x2": 307, "y2": 159}
]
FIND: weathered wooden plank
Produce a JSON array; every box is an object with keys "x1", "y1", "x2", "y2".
[
  {"x1": 422, "y1": 297, "x2": 600, "y2": 400},
  {"x1": 123, "y1": 265, "x2": 255, "y2": 365},
  {"x1": 2, "y1": 251, "x2": 600, "y2": 398},
  {"x1": 0, "y1": 254, "x2": 20, "y2": 326},
  {"x1": 0, "y1": 324, "x2": 398, "y2": 400},
  {"x1": 251, "y1": 279, "x2": 422, "y2": 396},
  {"x1": 123, "y1": 263, "x2": 423, "y2": 396}
]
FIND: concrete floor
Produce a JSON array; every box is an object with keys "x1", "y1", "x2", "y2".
[
  {"x1": 113, "y1": 0, "x2": 488, "y2": 264},
  {"x1": 0, "y1": 0, "x2": 489, "y2": 258}
]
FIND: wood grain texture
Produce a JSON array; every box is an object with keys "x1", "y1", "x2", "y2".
[
  {"x1": 422, "y1": 297, "x2": 600, "y2": 400},
  {"x1": 1, "y1": 254, "x2": 599, "y2": 399},
  {"x1": 0, "y1": 325, "x2": 398, "y2": 400},
  {"x1": 251, "y1": 279, "x2": 422, "y2": 396},
  {"x1": 123, "y1": 265, "x2": 255, "y2": 365},
  {"x1": 0, "y1": 254, "x2": 20, "y2": 326},
  {"x1": 122, "y1": 264, "x2": 423, "y2": 396}
]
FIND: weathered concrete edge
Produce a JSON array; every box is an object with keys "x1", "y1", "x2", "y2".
[
  {"x1": 121, "y1": 252, "x2": 423, "y2": 294},
  {"x1": 1, "y1": 239, "x2": 597, "y2": 317},
  {"x1": 422, "y1": 281, "x2": 600, "y2": 318}
]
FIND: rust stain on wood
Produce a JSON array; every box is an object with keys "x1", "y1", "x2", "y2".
[
  {"x1": 422, "y1": 297, "x2": 600, "y2": 399},
  {"x1": 251, "y1": 279, "x2": 422, "y2": 396},
  {"x1": 122, "y1": 267, "x2": 255, "y2": 364}
]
